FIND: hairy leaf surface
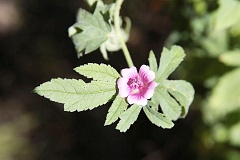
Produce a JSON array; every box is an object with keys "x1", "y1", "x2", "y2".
[
  {"x1": 116, "y1": 104, "x2": 142, "y2": 132},
  {"x1": 163, "y1": 80, "x2": 195, "y2": 118},
  {"x1": 104, "y1": 95, "x2": 128, "y2": 125},
  {"x1": 74, "y1": 63, "x2": 120, "y2": 82},
  {"x1": 143, "y1": 106, "x2": 174, "y2": 129},
  {"x1": 156, "y1": 46, "x2": 185, "y2": 82},
  {"x1": 69, "y1": 8, "x2": 111, "y2": 57}
]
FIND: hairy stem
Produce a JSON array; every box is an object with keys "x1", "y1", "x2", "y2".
[{"x1": 114, "y1": 0, "x2": 134, "y2": 67}]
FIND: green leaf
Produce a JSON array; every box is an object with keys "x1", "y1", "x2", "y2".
[
  {"x1": 229, "y1": 122, "x2": 240, "y2": 146},
  {"x1": 204, "y1": 68, "x2": 240, "y2": 123},
  {"x1": 219, "y1": 50, "x2": 240, "y2": 66},
  {"x1": 155, "y1": 86, "x2": 182, "y2": 120},
  {"x1": 104, "y1": 95, "x2": 128, "y2": 126},
  {"x1": 143, "y1": 106, "x2": 174, "y2": 129},
  {"x1": 148, "y1": 50, "x2": 158, "y2": 73},
  {"x1": 116, "y1": 104, "x2": 142, "y2": 132},
  {"x1": 64, "y1": 81, "x2": 116, "y2": 112},
  {"x1": 74, "y1": 63, "x2": 120, "y2": 82},
  {"x1": 34, "y1": 78, "x2": 116, "y2": 112},
  {"x1": 156, "y1": 45, "x2": 185, "y2": 82},
  {"x1": 214, "y1": 0, "x2": 240, "y2": 32},
  {"x1": 69, "y1": 8, "x2": 111, "y2": 57},
  {"x1": 162, "y1": 80, "x2": 195, "y2": 118},
  {"x1": 34, "y1": 78, "x2": 86, "y2": 104}
]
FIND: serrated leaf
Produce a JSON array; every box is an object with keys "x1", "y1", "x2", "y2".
[
  {"x1": 148, "y1": 50, "x2": 158, "y2": 73},
  {"x1": 69, "y1": 8, "x2": 111, "y2": 57},
  {"x1": 116, "y1": 104, "x2": 142, "y2": 132},
  {"x1": 104, "y1": 95, "x2": 128, "y2": 126},
  {"x1": 156, "y1": 45, "x2": 185, "y2": 82},
  {"x1": 65, "y1": 80, "x2": 116, "y2": 112},
  {"x1": 34, "y1": 78, "x2": 86, "y2": 103},
  {"x1": 162, "y1": 80, "x2": 195, "y2": 118},
  {"x1": 155, "y1": 86, "x2": 182, "y2": 120},
  {"x1": 143, "y1": 106, "x2": 174, "y2": 129},
  {"x1": 35, "y1": 79, "x2": 116, "y2": 112},
  {"x1": 74, "y1": 63, "x2": 120, "y2": 82},
  {"x1": 219, "y1": 50, "x2": 240, "y2": 66}
]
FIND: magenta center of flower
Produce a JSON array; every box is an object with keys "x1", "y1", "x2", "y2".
[{"x1": 127, "y1": 76, "x2": 145, "y2": 94}]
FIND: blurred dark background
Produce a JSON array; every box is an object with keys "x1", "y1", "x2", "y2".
[{"x1": 0, "y1": 0, "x2": 202, "y2": 159}]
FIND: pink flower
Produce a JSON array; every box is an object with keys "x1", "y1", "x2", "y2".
[{"x1": 117, "y1": 65, "x2": 158, "y2": 106}]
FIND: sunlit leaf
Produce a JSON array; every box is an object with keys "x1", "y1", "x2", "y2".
[
  {"x1": 69, "y1": 8, "x2": 111, "y2": 57},
  {"x1": 154, "y1": 86, "x2": 182, "y2": 120},
  {"x1": 205, "y1": 68, "x2": 240, "y2": 123},
  {"x1": 104, "y1": 95, "x2": 128, "y2": 126},
  {"x1": 74, "y1": 63, "x2": 120, "y2": 82},
  {"x1": 143, "y1": 106, "x2": 174, "y2": 129},
  {"x1": 214, "y1": 0, "x2": 240, "y2": 32},
  {"x1": 156, "y1": 45, "x2": 185, "y2": 82},
  {"x1": 116, "y1": 104, "x2": 142, "y2": 132},
  {"x1": 148, "y1": 50, "x2": 158, "y2": 73},
  {"x1": 219, "y1": 50, "x2": 240, "y2": 66},
  {"x1": 163, "y1": 80, "x2": 195, "y2": 118},
  {"x1": 34, "y1": 79, "x2": 116, "y2": 112},
  {"x1": 229, "y1": 122, "x2": 240, "y2": 146}
]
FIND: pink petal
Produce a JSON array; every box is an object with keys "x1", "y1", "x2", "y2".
[
  {"x1": 139, "y1": 65, "x2": 155, "y2": 83},
  {"x1": 117, "y1": 78, "x2": 130, "y2": 97},
  {"x1": 121, "y1": 66, "x2": 138, "y2": 79},
  {"x1": 127, "y1": 94, "x2": 148, "y2": 106},
  {"x1": 143, "y1": 82, "x2": 158, "y2": 99}
]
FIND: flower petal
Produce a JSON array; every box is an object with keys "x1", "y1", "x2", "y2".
[
  {"x1": 121, "y1": 66, "x2": 138, "y2": 79},
  {"x1": 139, "y1": 65, "x2": 155, "y2": 83},
  {"x1": 117, "y1": 78, "x2": 130, "y2": 97},
  {"x1": 143, "y1": 82, "x2": 158, "y2": 99},
  {"x1": 127, "y1": 94, "x2": 148, "y2": 106}
]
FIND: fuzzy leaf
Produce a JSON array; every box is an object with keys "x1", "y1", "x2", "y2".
[
  {"x1": 143, "y1": 106, "x2": 174, "y2": 129},
  {"x1": 116, "y1": 104, "x2": 142, "y2": 132},
  {"x1": 64, "y1": 81, "x2": 116, "y2": 112},
  {"x1": 162, "y1": 80, "x2": 195, "y2": 118},
  {"x1": 148, "y1": 50, "x2": 158, "y2": 73},
  {"x1": 34, "y1": 78, "x2": 86, "y2": 104},
  {"x1": 34, "y1": 79, "x2": 116, "y2": 112},
  {"x1": 104, "y1": 95, "x2": 128, "y2": 126},
  {"x1": 156, "y1": 45, "x2": 185, "y2": 82},
  {"x1": 74, "y1": 63, "x2": 120, "y2": 82},
  {"x1": 155, "y1": 86, "x2": 182, "y2": 120},
  {"x1": 69, "y1": 8, "x2": 111, "y2": 57}
]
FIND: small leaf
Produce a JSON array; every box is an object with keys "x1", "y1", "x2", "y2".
[
  {"x1": 69, "y1": 8, "x2": 111, "y2": 57},
  {"x1": 74, "y1": 63, "x2": 120, "y2": 82},
  {"x1": 155, "y1": 86, "x2": 182, "y2": 120},
  {"x1": 116, "y1": 104, "x2": 142, "y2": 132},
  {"x1": 156, "y1": 45, "x2": 185, "y2": 82},
  {"x1": 65, "y1": 81, "x2": 116, "y2": 112},
  {"x1": 219, "y1": 50, "x2": 240, "y2": 66},
  {"x1": 34, "y1": 78, "x2": 86, "y2": 104},
  {"x1": 162, "y1": 80, "x2": 195, "y2": 118},
  {"x1": 104, "y1": 95, "x2": 128, "y2": 126},
  {"x1": 143, "y1": 106, "x2": 174, "y2": 129},
  {"x1": 148, "y1": 50, "x2": 158, "y2": 73}
]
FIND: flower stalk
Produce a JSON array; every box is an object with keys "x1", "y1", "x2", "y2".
[{"x1": 114, "y1": 0, "x2": 134, "y2": 67}]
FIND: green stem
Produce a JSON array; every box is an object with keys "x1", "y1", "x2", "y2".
[{"x1": 114, "y1": 0, "x2": 134, "y2": 67}]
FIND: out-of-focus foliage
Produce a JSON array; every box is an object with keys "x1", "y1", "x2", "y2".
[{"x1": 166, "y1": 0, "x2": 240, "y2": 159}]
